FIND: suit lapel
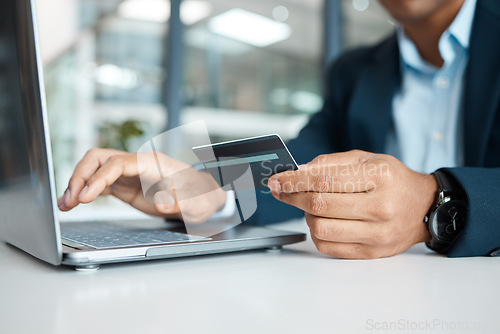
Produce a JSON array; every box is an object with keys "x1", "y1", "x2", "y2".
[
  {"x1": 463, "y1": 0, "x2": 500, "y2": 166},
  {"x1": 347, "y1": 35, "x2": 401, "y2": 153}
]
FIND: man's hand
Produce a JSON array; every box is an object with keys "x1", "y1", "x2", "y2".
[
  {"x1": 267, "y1": 150, "x2": 437, "y2": 259},
  {"x1": 58, "y1": 148, "x2": 227, "y2": 223}
]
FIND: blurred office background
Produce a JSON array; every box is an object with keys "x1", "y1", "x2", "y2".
[{"x1": 36, "y1": 0, "x2": 394, "y2": 198}]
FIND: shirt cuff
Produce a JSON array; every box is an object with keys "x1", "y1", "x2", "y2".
[{"x1": 210, "y1": 190, "x2": 236, "y2": 219}]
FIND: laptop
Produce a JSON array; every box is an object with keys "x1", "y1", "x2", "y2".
[{"x1": 0, "y1": 0, "x2": 305, "y2": 270}]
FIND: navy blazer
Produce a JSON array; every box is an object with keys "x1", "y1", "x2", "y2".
[{"x1": 248, "y1": 0, "x2": 500, "y2": 257}]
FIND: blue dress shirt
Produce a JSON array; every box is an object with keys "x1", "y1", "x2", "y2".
[{"x1": 386, "y1": 0, "x2": 477, "y2": 174}]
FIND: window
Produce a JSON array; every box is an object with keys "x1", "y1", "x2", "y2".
[{"x1": 39, "y1": 0, "x2": 393, "y2": 198}]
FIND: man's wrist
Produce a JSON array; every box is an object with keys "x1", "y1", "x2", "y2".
[{"x1": 211, "y1": 191, "x2": 236, "y2": 219}]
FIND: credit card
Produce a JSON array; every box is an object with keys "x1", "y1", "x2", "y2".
[{"x1": 193, "y1": 134, "x2": 298, "y2": 189}]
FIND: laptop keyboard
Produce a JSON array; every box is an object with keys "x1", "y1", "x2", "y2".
[{"x1": 61, "y1": 222, "x2": 209, "y2": 249}]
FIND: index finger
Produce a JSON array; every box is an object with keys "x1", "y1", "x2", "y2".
[
  {"x1": 267, "y1": 163, "x2": 381, "y2": 194},
  {"x1": 59, "y1": 148, "x2": 125, "y2": 210}
]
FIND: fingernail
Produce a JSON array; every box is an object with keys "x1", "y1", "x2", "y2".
[
  {"x1": 79, "y1": 185, "x2": 88, "y2": 199},
  {"x1": 63, "y1": 188, "x2": 71, "y2": 205},
  {"x1": 267, "y1": 178, "x2": 281, "y2": 193},
  {"x1": 156, "y1": 192, "x2": 175, "y2": 206}
]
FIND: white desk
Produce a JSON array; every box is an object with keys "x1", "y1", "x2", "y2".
[{"x1": 1, "y1": 219, "x2": 499, "y2": 334}]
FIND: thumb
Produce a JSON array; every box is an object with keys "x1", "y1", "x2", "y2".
[{"x1": 153, "y1": 190, "x2": 177, "y2": 214}]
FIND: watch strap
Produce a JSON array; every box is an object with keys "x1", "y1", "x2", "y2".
[
  {"x1": 433, "y1": 170, "x2": 465, "y2": 199},
  {"x1": 426, "y1": 170, "x2": 468, "y2": 254}
]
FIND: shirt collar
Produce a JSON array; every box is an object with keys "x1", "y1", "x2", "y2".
[{"x1": 449, "y1": 0, "x2": 477, "y2": 48}]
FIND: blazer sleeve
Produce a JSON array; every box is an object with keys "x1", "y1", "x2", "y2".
[{"x1": 441, "y1": 167, "x2": 500, "y2": 257}]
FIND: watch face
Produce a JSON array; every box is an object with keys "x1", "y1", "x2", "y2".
[{"x1": 430, "y1": 200, "x2": 467, "y2": 242}]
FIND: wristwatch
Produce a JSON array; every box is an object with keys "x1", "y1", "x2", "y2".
[{"x1": 424, "y1": 170, "x2": 468, "y2": 254}]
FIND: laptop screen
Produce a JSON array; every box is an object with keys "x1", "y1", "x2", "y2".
[{"x1": 0, "y1": 0, "x2": 61, "y2": 265}]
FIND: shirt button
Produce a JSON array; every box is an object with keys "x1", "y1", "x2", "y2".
[
  {"x1": 436, "y1": 76, "x2": 450, "y2": 88},
  {"x1": 432, "y1": 132, "x2": 444, "y2": 142}
]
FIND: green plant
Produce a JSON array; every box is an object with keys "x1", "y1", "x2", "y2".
[{"x1": 99, "y1": 119, "x2": 144, "y2": 152}]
